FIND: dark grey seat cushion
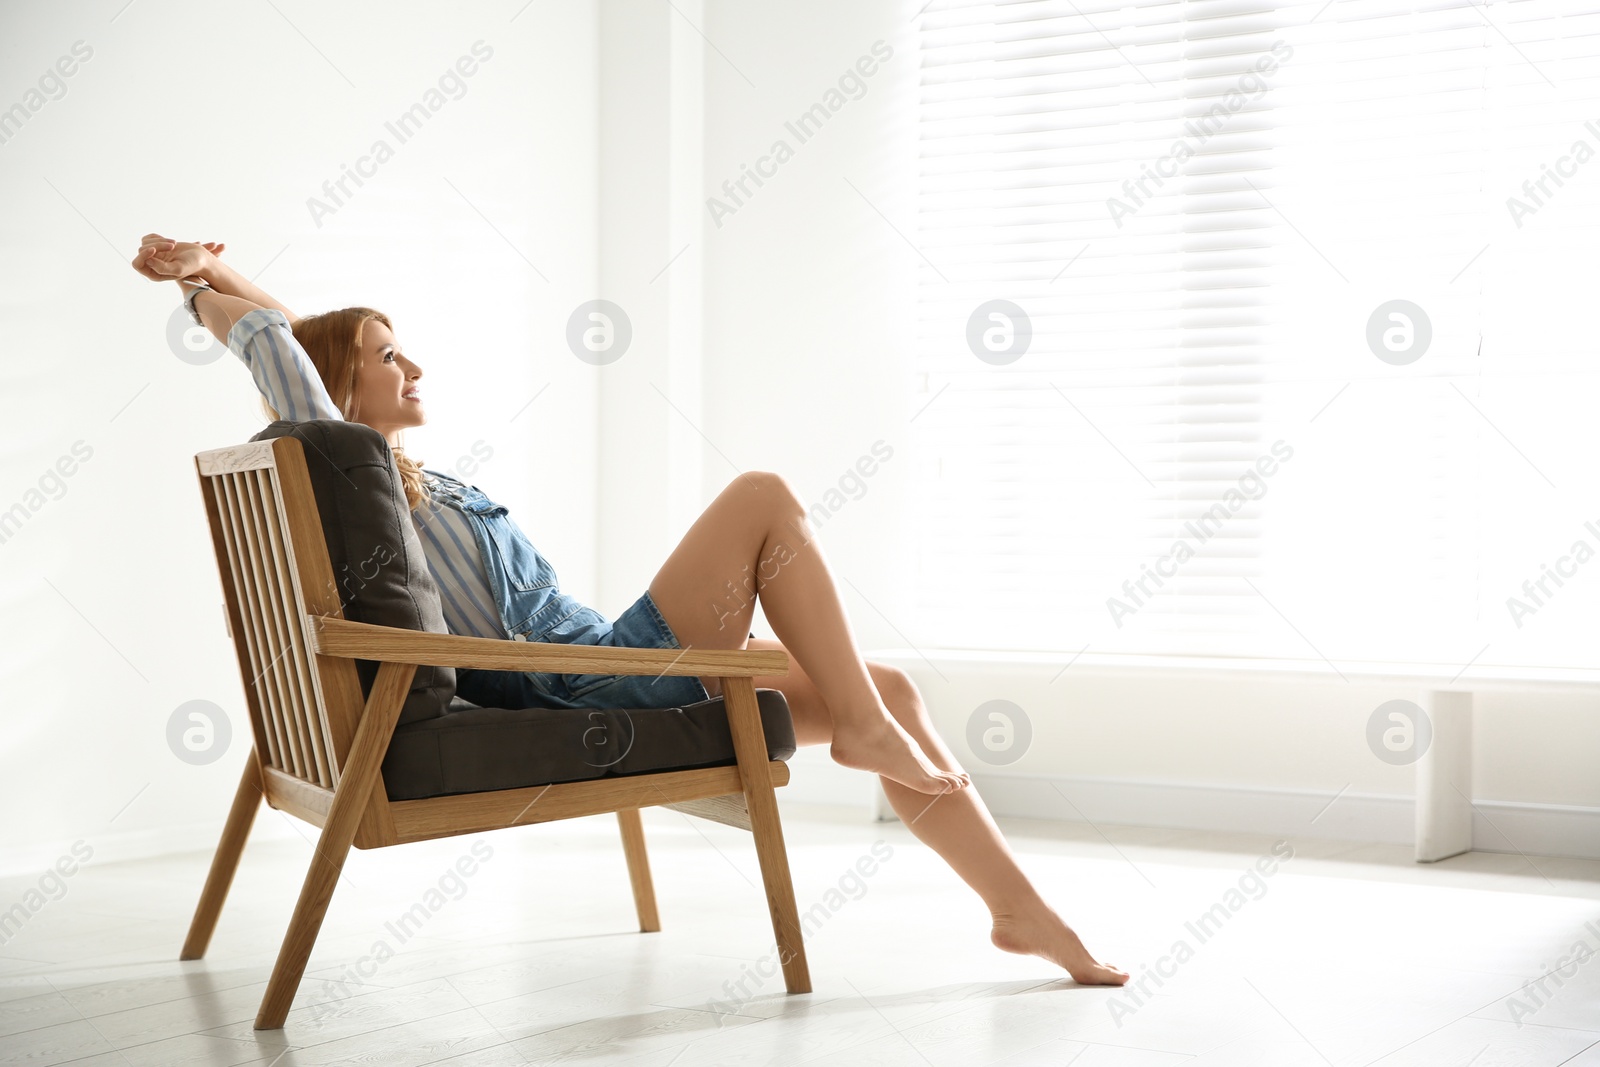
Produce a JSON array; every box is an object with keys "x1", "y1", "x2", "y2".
[
  {"x1": 381, "y1": 689, "x2": 797, "y2": 801},
  {"x1": 248, "y1": 418, "x2": 455, "y2": 727}
]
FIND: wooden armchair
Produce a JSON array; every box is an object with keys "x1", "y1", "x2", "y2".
[{"x1": 179, "y1": 432, "x2": 811, "y2": 1030}]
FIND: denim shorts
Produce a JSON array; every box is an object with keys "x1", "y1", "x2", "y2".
[{"x1": 453, "y1": 589, "x2": 752, "y2": 711}]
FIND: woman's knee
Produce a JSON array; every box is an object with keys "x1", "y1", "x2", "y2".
[
  {"x1": 737, "y1": 470, "x2": 806, "y2": 521},
  {"x1": 870, "y1": 663, "x2": 925, "y2": 721}
]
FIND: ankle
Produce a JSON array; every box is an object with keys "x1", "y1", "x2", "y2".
[
  {"x1": 832, "y1": 701, "x2": 895, "y2": 731},
  {"x1": 990, "y1": 895, "x2": 1053, "y2": 927}
]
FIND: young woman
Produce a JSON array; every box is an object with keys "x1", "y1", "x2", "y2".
[{"x1": 133, "y1": 234, "x2": 1128, "y2": 987}]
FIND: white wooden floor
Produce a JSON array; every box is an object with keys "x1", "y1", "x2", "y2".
[{"x1": 3, "y1": 801, "x2": 1598, "y2": 1067}]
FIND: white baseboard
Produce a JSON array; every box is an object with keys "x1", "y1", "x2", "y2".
[
  {"x1": 779, "y1": 747, "x2": 1600, "y2": 862},
  {"x1": 1463, "y1": 796, "x2": 1600, "y2": 862},
  {"x1": 8, "y1": 758, "x2": 1594, "y2": 882}
]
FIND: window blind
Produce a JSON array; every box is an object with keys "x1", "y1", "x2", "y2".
[{"x1": 909, "y1": 0, "x2": 1600, "y2": 670}]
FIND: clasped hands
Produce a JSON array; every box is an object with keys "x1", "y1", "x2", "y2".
[{"x1": 131, "y1": 232, "x2": 224, "y2": 283}]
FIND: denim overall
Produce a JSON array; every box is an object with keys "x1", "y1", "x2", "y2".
[{"x1": 420, "y1": 471, "x2": 723, "y2": 712}]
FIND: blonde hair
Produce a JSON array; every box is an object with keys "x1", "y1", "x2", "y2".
[{"x1": 259, "y1": 307, "x2": 426, "y2": 511}]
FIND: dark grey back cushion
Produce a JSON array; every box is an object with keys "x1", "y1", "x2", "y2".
[{"x1": 249, "y1": 419, "x2": 454, "y2": 726}]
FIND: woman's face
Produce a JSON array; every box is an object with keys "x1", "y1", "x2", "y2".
[{"x1": 352, "y1": 318, "x2": 425, "y2": 444}]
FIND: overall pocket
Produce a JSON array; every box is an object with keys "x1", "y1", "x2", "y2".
[
  {"x1": 468, "y1": 501, "x2": 558, "y2": 593},
  {"x1": 562, "y1": 672, "x2": 623, "y2": 702}
]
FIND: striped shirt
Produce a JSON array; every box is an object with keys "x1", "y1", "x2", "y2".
[{"x1": 226, "y1": 307, "x2": 508, "y2": 640}]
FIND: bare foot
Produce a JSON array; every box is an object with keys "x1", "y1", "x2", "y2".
[
  {"x1": 831, "y1": 712, "x2": 970, "y2": 795},
  {"x1": 990, "y1": 906, "x2": 1129, "y2": 986}
]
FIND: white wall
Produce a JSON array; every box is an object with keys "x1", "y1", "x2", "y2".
[
  {"x1": 695, "y1": 1, "x2": 922, "y2": 634},
  {"x1": 0, "y1": 0, "x2": 601, "y2": 872},
  {"x1": 593, "y1": 0, "x2": 708, "y2": 610}
]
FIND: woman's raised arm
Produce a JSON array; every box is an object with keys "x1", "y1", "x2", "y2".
[
  {"x1": 197, "y1": 251, "x2": 301, "y2": 326},
  {"x1": 133, "y1": 236, "x2": 343, "y2": 422}
]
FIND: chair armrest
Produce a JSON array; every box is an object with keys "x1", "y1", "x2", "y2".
[{"x1": 305, "y1": 616, "x2": 789, "y2": 677}]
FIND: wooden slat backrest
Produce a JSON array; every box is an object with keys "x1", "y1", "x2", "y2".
[{"x1": 195, "y1": 437, "x2": 367, "y2": 791}]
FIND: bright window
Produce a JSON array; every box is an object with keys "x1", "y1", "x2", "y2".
[{"x1": 910, "y1": 0, "x2": 1600, "y2": 670}]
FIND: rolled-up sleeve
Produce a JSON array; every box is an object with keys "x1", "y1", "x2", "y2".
[{"x1": 227, "y1": 308, "x2": 343, "y2": 422}]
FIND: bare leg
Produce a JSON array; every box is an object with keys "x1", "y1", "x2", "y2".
[
  {"x1": 648, "y1": 472, "x2": 970, "y2": 796},
  {"x1": 742, "y1": 638, "x2": 1128, "y2": 986}
]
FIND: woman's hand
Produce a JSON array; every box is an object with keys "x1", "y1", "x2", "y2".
[
  {"x1": 131, "y1": 233, "x2": 224, "y2": 282},
  {"x1": 144, "y1": 237, "x2": 302, "y2": 326}
]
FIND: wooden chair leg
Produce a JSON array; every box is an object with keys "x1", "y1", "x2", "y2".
[
  {"x1": 616, "y1": 808, "x2": 660, "y2": 932},
  {"x1": 255, "y1": 661, "x2": 416, "y2": 1030},
  {"x1": 180, "y1": 749, "x2": 265, "y2": 961},
  {"x1": 721, "y1": 677, "x2": 812, "y2": 994}
]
